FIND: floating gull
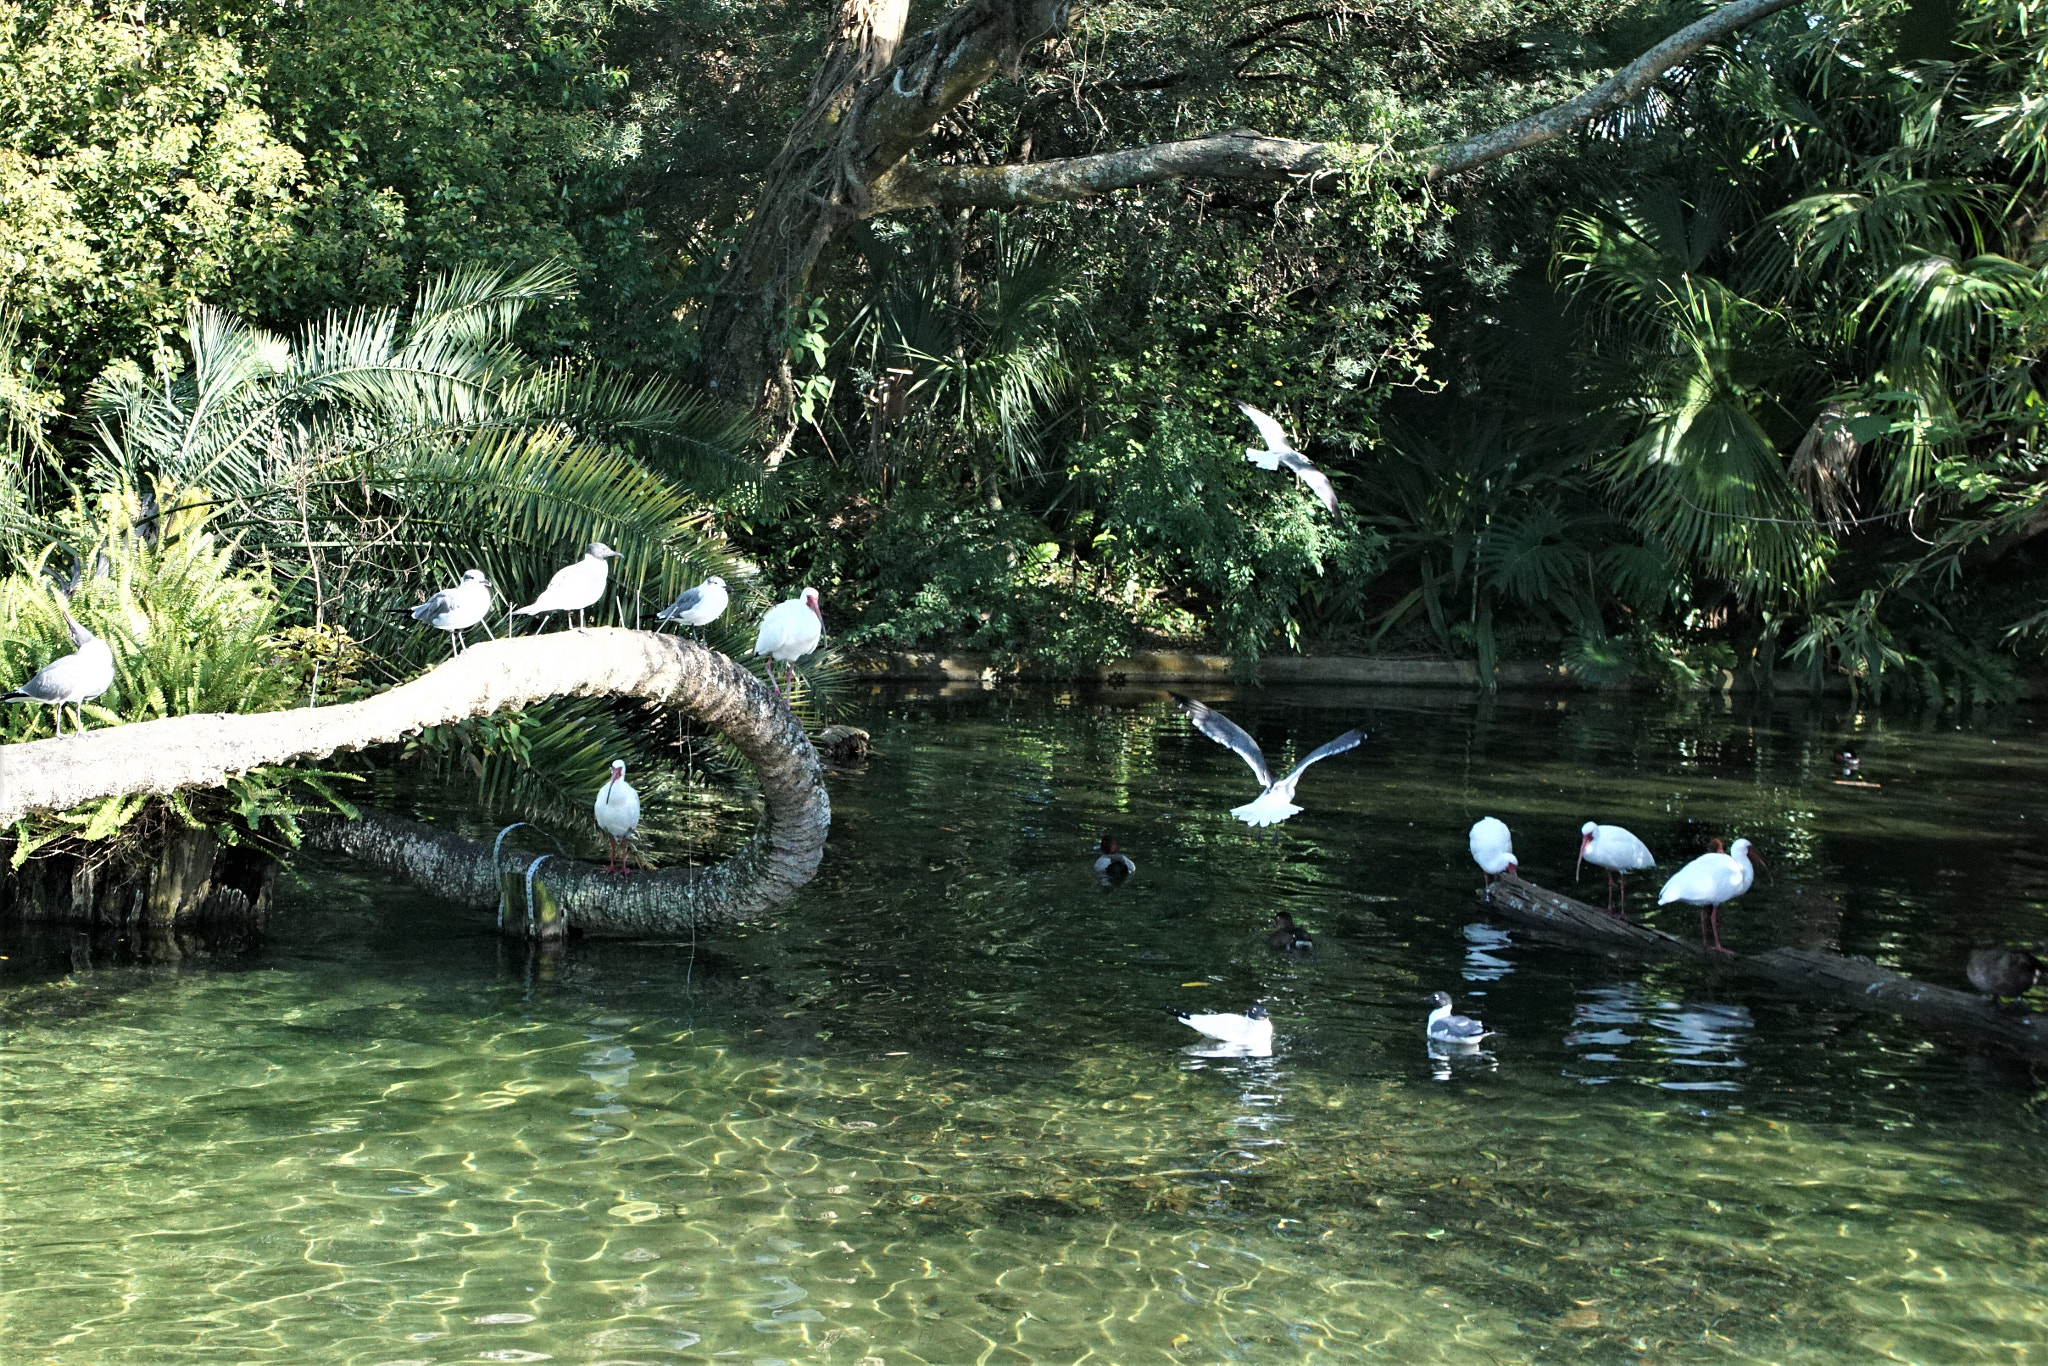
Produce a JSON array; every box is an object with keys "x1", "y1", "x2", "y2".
[
  {"x1": 1168, "y1": 1003, "x2": 1273, "y2": 1055},
  {"x1": 1424, "y1": 991, "x2": 1492, "y2": 1045}
]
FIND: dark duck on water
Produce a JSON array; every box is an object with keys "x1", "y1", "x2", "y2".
[{"x1": 1265, "y1": 911, "x2": 1314, "y2": 951}]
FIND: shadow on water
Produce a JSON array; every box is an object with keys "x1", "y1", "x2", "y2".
[{"x1": 4, "y1": 685, "x2": 2046, "y2": 1364}]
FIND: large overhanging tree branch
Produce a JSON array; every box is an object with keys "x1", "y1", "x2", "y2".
[
  {"x1": 698, "y1": 0, "x2": 1803, "y2": 432},
  {"x1": 0, "y1": 633, "x2": 831, "y2": 934}
]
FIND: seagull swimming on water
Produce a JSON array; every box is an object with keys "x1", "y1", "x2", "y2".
[
  {"x1": 1168, "y1": 1003, "x2": 1273, "y2": 1055},
  {"x1": 1236, "y1": 401, "x2": 1340, "y2": 517},
  {"x1": 4, "y1": 612, "x2": 115, "y2": 735},
  {"x1": 1169, "y1": 693, "x2": 1365, "y2": 827},
  {"x1": 1424, "y1": 991, "x2": 1492, "y2": 1045},
  {"x1": 656, "y1": 575, "x2": 728, "y2": 633},
  {"x1": 403, "y1": 569, "x2": 494, "y2": 654},
  {"x1": 511, "y1": 543, "x2": 620, "y2": 632}
]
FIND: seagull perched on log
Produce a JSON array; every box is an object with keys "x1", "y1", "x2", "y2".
[
  {"x1": 1169, "y1": 692, "x2": 1365, "y2": 827},
  {"x1": 511, "y1": 543, "x2": 619, "y2": 632},
  {"x1": 1236, "y1": 401, "x2": 1340, "y2": 517},
  {"x1": 655, "y1": 575, "x2": 728, "y2": 634},
  {"x1": 403, "y1": 569, "x2": 494, "y2": 654},
  {"x1": 753, "y1": 587, "x2": 823, "y2": 697},
  {"x1": 4, "y1": 612, "x2": 115, "y2": 735},
  {"x1": 593, "y1": 758, "x2": 640, "y2": 874}
]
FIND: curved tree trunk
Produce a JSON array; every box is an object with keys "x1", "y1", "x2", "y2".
[{"x1": 0, "y1": 631, "x2": 831, "y2": 936}]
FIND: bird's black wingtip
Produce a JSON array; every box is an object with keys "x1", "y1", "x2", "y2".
[{"x1": 1164, "y1": 1007, "x2": 1191, "y2": 1021}]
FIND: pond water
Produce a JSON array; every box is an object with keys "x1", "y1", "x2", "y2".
[{"x1": 5, "y1": 686, "x2": 2047, "y2": 1365}]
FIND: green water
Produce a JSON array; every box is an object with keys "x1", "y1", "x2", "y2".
[{"x1": 5, "y1": 688, "x2": 2046, "y2": 1364}]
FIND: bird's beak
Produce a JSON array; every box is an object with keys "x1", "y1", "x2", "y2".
[
  {"x1": 1751, "y1": 850, "x2": 1770, "y2": 882},
  {"x1": 1575, "y1": 850, "x2": 1583, "y2": 881}
]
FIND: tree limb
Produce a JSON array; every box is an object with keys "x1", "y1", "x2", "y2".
[
  {"x1": 869, "y1": 0, "x2": 1803, "y2": 213},
  {"x1": 0, "y1": 632, "x2": 832, "y2": 933}
]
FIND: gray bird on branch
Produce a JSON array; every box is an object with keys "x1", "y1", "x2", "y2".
[{"x1": 4, "y1": 612, "x2": 115, "y2": 736}]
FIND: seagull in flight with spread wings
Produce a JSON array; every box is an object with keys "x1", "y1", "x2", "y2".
[
  {"x1": 1170, "y1": 692, "x2": 1366, "y2": 827},
  {"x1": 1237, "y1": 401, "x2": 1340, "y2": 517}
]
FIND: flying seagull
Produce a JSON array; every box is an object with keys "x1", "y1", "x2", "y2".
[
  {"x1": 655, "y1": 575, "x2": 729, "y2": 633},
  {"x1": 403, "y1": 569, "x2": 494, "y2": 654},
  {"x1": 1237, "y1": 401, "x2": 1340, "y2": 517},
  {"x1": 1169, "y1": 692, "x2": 1365, "y2": 827},
  {"x1": 4, "y1": 612, "x2": 115, "y2": 736},
  {"x1": 511, "y1": 542, "x2": 620, "y2": 632}
]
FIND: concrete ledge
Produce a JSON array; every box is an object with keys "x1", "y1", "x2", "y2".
[{"x1": 849, "y1": 649, "x2": 1848, "y2": 693}]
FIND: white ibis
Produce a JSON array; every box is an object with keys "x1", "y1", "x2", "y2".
[
  {"x1": 511, "y1": 542, "x2": 620, "y2": 632},
  {"x1": 593, "y1": 758, "x2": 641, "y2": 874},
  {"x1": 1168, "y1": 1003, "x2": 1273, "y2": 1054},
  {"x1": 1657, "y1": 838, "x2": 1760, "y2": 955},
  {"x1": 1169, "y1": 693, "x2": 1365, "y2": 827},
  {"x1": 4, "y1": 612, "x2": 115, "y2": 735},
  {"x1": 1469, "y1": 817, "x2": 1516, "y2": 885},
  {"x1": 1265, "y1": 910, "x2": 1314, "y2": 951},
  {"x1": 1236, "y1": 401, "x2": 1340, "y2": 516},
  {"x1": 656, "y1": 575, "x2": 728, "y2": 633},
  {"x1": 404, "y1": 569, "x2": 494, "y2": 654},
  {"x1": 1424, "y1": 991, "x2": 1493, "y2": 1045},
  {"x1": 1093, "y1": 834, "x2": 1136, "y2": 887},
  {"x1": 1966, "y1": 947, "x2": 2040, "y2": 1002},
  {"x1": 752, "y1": 587, "x2": 823, "y2": 696},
  {"x1": 1576, "y1": 821, "x2": 1656, "y2": 916}
]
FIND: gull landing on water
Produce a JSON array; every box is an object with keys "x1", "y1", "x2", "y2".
[
  {"x1": 1236, "y1": 401, "x2": 1340, "y2": 517},
  {"x1": 1169, "y1": 693, "x2": 1365, "y2": 827}
]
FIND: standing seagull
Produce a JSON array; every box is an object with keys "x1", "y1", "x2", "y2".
[
  {"x1": 404, "y1": 569, "x2": 494, "y2": 655},
  {"x1": 753, "y1": 587, "x2": 823, "y2": 697},
  {"x1": 593, "y1": 759, "x2": 641, "y2": 874},
  {"x1": 1658, "y1": 838, "x2": 1761, "y2": 955},
  {"x1": 1167, "y1": 1002, "x2": 1273, "y2": 1055},
  {"x1": 1169, "y1": 693, "x2": 1366, "y2": 827},
  {"x1": 655, "y1": 575, "x2": 729, "y2": 634},
  {"x1": 1576, "y1": 821, "x2": 1656, "y2": 916},
  {"x1": 511, "y1": 542, "x2": 620, "y2": 633},
  {"x1": 1469, "y1": 817, "x2": 1517, "y2": 885},
  {"x1": 1424, "y1": 991, "x2": 1493, "y2": 1045},
  {"x1": 4, "y1": 612, "x2": 115, "y2": 736},
  {"x1": 1236, "y1": 401, "x2": 1340, "y2": 517}
]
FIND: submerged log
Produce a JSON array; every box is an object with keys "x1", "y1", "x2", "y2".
[
  {"x1": 1, "y1": 631, "x2": 830, "y2": 935},
  {"x1": 1479, "y1": 874, "x2": 2048, "y2": 1054}
]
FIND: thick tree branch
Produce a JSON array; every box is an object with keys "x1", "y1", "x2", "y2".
[
  {"x1": 869, "y1": 0, "x2": 1802, "y2": 212},
  {"x1": 0, "y1": 632, "x2": 832, "y2": 933}
]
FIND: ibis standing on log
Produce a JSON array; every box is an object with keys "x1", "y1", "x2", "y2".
[
  {"x1": 1577, "y1": 822, "x2": 1656, "y2": 916},
  {"x1": 1469, "y1": 817, "x2": 1517, "y2": 885},
  {"x1": 4, "y1": 612, "x2": 115, "y2": 735},
  {"x1": 1168, "y1": 693, "x2": 1365, "y2": 827},
  {"x1": 1658, "y1": 838, "x2": 1760, "y2": 954},
  {"x1": 511, "y1": 543, "x2": 620, "y2": 632},
  {"x1": 404, "y1": 569, "x2": 494, "y2": 654},
  {"x1": 752, "y1": 588, "x2": 823, "y2": 697},
  {"x1": 594, "y1": 758, "x2": 640, "y2": 874}
]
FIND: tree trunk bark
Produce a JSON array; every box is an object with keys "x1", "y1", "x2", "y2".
[
  {"x1": 0, "y1": 631, "x2": 832, "y2": 936},
  {"x1": 694, "y1": 0, "x2": 1070, "y2": 449}
]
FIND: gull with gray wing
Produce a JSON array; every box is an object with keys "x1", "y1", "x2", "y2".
[
  {"x1": 1169, "y1": 692, "x2": 1365, "y2": 827},
  {"x1": 1237, "y1": 401, "x2": 1340, "y2": 517}
]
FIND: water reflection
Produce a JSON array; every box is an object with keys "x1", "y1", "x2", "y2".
[
  {"x1": 1460, "y1": 922, "x2": 1515, "y2": 982},
  {"x1": 1565, "y1": 982, "x2": 1754, "y2": 1091}
]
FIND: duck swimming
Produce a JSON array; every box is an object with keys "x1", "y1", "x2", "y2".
[
  {"x1": 1094, "y1": 834, "x2": 1137, "y2": 887},
  {"x1": 1265, "y1": 911, "x2": 1314, "y2": 951},
  {"x1": 1168, "y1": 1003, "x2": 1273, "y2": 1054}
]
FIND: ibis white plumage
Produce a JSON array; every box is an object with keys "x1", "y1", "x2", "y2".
[
  {"x1": 752, "y1": 587, "x2": 823, "y2": 696},
  {"x1": 656, "y1": 575, "x2": 728, "y2": 632},
  {"x1": 1576, "y1": 821, "x2": 1656, "y2": 916},
  {"x1": 511, "y1": 543, "x2": 620, "y2": 632},
  {"x1": 1236, "y1": 401, "x2": 1341, "y2": 516},
  {"x1": 4, "y1": 612, "x2": 115, "y2": 735},
  {"x1": 1168, "y1": 1003, "x2": 1273, "y2": 1055},
  {"x1": 593, "y1": 758, "x2": 641, "y2": 874},
  {"x1": 1657, "y1": 838, "x2": 1759, "y2": 954},
  {"x1": 406, "y1": 569, "x2": 494, "y2": 654},
  {"x1": 1169, "y1": 692, "x2": 1365, "y2": 827},
  {"x1": 1469, "y1": 817, "x2": 1517, "y2": 884}
]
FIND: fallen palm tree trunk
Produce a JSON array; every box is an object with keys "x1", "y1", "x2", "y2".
[
  {"x1": 1480, "y1": 874, "x2": 2048, "y2": 1054},
  {"x1": 1, "y1": 631, "x2": 829, "y2": 935}
]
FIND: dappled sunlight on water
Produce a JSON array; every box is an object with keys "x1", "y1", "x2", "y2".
[{"x1": 4, "y1": 689, "x2": 2046, "y2": 1363}]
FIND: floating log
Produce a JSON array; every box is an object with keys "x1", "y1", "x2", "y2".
[{"x1": 1480, "y1": 874, "x2": 2048, "y2": 1055}]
